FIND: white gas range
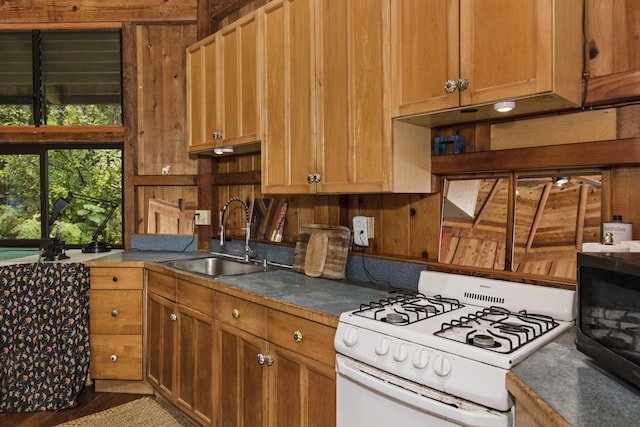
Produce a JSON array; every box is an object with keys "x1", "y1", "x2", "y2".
[{"x1": 334, "y1": 270, "x2": 575, "y2": 426}]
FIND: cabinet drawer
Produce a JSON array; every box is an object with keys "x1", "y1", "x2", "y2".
[
  {"x1": 91, "y1": 267, "x2": 143, "y2": 290},
  {"x1": 267, "y1": 310, "x2": 336, "y2": 366},
  {"x1": 214, "y1": 293, "x2": 267, "y2": 338},
  {"x1": 177, "y1": 279, "x2": 215, "y2": 317},
  {"x1": 90, "y1": 334, "x2": 143, "y2": 380},
  {"x1": 148, "y1": 270, "x2": 177, "y2": 301},
  {"x1": 90, "y1": 290, "x2": 142, "y2": 334}
]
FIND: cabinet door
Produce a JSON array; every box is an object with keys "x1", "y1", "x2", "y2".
[
  {"x1": 146, "y1": 293, "x2": 176, "y2": 399},
  {"x1": 459, "y1": 0, "x2": 552, "y2": 106},
  {"x1": 220, "y1": 13, "x2": 258, "y2": 146},
  {"x1": 315, "y1": 0, "x2": 389, "y2": 193},
  {"x1": 391, "y1": 0, "x2": 460, "y2": 116},
  {"x1": 259, "y1": 0, "x2": 316, "y2": 194},
  {"x1": 176, "y1": 305, "x2": 214, "y2": 426},
  {"x1": 217, "y1": 321, "x2": 268, "y2": 427},
  {"x1": 268, "y1": 344, "x2": 336, "y2": 427},
  {"x1": 187, "y1": 34, "x2": 221, "y2": 152}
]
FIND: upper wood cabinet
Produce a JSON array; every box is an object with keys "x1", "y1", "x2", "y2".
[
  {"x1": 187, "y1": 33, "x2": 220, "y2": 153},
  {"x1": 187, "y1": 13, "x2": 258, "y2": 153},
  {"x1": 391, "y1": 0, "x2": 583, "y2": 127},
  {"x1": 258, "y1": 0, "x2": 317, "y2": 194},
  {"x1": 259, "y1": 0, "x2": 432, "y2": 194},
  {"x1": 220, "y1": 13, "x2": 258, "y2": 145}
]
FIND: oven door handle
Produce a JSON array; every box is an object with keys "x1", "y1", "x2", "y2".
[{"x1": 336, "y1": 356, "x2": 509, "y2": 427}]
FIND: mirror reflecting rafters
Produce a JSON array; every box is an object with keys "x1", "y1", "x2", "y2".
[
  {"x1": 439, "y1": 172, "x2": 602, "y2": 282},
  {"x1": 513, "y1": 173, "x2": 601, "y2": 280},
  {"x1": 439, "y1": 177, "x2": 510, "y2": 270}
]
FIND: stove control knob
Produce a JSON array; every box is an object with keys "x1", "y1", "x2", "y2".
[
  {"x1": 411, "y1": 349, "x2": 429, "y2": 369},
  {"x1": 342, "y1": 328, "x2": 359, "y2": 347},
  {"x1": 393, "y1": 343, "x2": 408, "y2": 362},
  {"x1": 432, "y1": 355, "x2": 452, "y2": 376},
  {"x1": 375, "y1": 338, "x2": 391, "y2": 356}
]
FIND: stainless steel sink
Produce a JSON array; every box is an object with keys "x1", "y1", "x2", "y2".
[{"x1": 162, "y1": 256, "x2": 267, "y2": 277}]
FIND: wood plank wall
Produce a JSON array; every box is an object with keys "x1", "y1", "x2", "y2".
[{"x1": 205, "y1": 0, "x2": 640, "y2": 283}]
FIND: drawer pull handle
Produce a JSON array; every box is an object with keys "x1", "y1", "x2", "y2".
[
  {"x1": 257, "y1": 353, "x2": 274, "y2": 367},
  {"x1": 110, "y1": 354, "x2": 118, "y2": 362},
  {"x1": 112, "y1": 276, "x2": 118, "y2": 282},
  {"x1": 170, "y1": 313, "x2": 177, "y2": 321},
  {"x1": 111, "y1": 309, "x2": 119, "y2": 317},
  {"x1": 232, "y1": 308, "x2": 240, "y2": 319},
  {"x1": 293, "y1": 330, "x2": 304, "y2": 343}
]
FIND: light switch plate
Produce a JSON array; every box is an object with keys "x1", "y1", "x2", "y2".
[{"x1": 195, "y1": 210, "x2": 211, "y2": 225}]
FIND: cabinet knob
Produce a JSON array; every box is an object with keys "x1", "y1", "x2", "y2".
[
  {"x1": 213, "y1": 131, "x2": 223, "y2": 140},
  {"x1": 170, "y1": 313, "x2": 177, "y2": 321},
  {"x1": 110, "y1": 354, "x2": 118, "y2": 362},
  {"x1": 457, "y1": 77, "x2": 469, "y2": 92},
  {"x1": 444, "y1": 79, "x2": 458, "y2": 93},
  {"x1": 112, "y1": 276, "x2": 118, "y2": 282},
  {"x1": 232, "y1": 308, "x2": 240, "y2": 319},
  {"x1": 307, "y1": 174, "x2": 314, "y2": 183},
  {"x1": 444, "y1": 78, "x2": 470, "y2": 93},
  {"x1": 293, "y1": 330, "x2": 304, "y2": 343},
  {"x1": 257, "y1": 353, "x2": 274, "y2": 367},
  {"x1": 111, "y1": 309, "x2": 119, "y2": 317}
]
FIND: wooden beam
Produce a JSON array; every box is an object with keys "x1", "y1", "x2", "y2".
[
  {"x1": 131, "y1": 175, "x2": 198, "y2": 186},
  {"x1": 0, "y1": 126, "x2": 124, "y2": 144},
  {"x1": 525, "y1": 183, "x2": 552, "y2": 252},
  {"x1": 575, "y1": 184, "x2": 589, "y2": 249},
  {"x1": 432, "y1": 138, "x2": 640, "y2": 174}
]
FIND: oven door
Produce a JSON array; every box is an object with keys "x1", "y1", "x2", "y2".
[{"x1": 336, "y1": 354, "x2": 512, "y2": 427}]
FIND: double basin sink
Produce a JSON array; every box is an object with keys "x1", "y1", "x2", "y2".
[{"x1": 162, "y1": 255, "x2": 269, "y2": 278}]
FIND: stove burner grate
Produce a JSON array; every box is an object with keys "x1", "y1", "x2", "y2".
[
  {"x1": 352, "y1": 293, "x2": 464, "y2": 325},
  {"x1": 435, "y1": 306, "x2": 560, "y2": 353}
]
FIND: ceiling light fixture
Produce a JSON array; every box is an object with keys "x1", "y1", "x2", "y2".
[
  {"x1": 493, "y1": 101, "x2": 516, "y2": 113},
  {"x1": 553, "y1": 176, "x2": 570, "y2": 186}
]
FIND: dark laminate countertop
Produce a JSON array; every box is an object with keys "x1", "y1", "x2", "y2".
[
  {"x1": 87, "y1": 250, "x2": 399, "y2": 320},
  {"x1": 511, "y1": 328, "x2": 640, "y2": 426}
]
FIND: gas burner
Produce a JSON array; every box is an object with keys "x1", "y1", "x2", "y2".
[
  {"x1": 385, "y1": 313, "x2": 406, "y2": 325},
  {"x1": 470, "y1": 334, "x2": 500, "y2": 349}
]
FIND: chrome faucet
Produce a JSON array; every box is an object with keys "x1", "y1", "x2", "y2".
[{"x1": 219, "y1": 197, "x2": 253, "y2": 262}]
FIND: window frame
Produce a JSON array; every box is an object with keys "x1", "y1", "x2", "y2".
[
  {"x1": 0, "y1": 23, "x2": 124, "y2": 127},
  {"x1": 0, "y1": 142, "x2": 124, "y2": 249}
]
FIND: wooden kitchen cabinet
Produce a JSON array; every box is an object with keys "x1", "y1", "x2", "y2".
[
  {"x1": 187, "y1": 32, "x2": 220, "y2": 152},
  {"x1": 89, "y1": 266, "x2": 151, "y2": 394},
  {"x1": 259, "y1": 0, "x2": 431, "y2": 194},
  {"x1": 219, "y1": 13, "x2": 258, "y2": 146},
  {"x1": 266, "y1": 309, "x2": 336, "y2": 427},
  {"x1": 214, "y1": 290, "x2": 336, "y2": 426},
  {"x1": 147, "y1": 272, "x2": 215, "y2": 426},
  {"x1": 258, "y1": 0, "x2": 317, "y2": 194},
  {"x1": 186, "y1": 12, "x2": 257, "y2": 153},
  {"x1": 391, "y1": 0, "x2": 583, "y2": 126}
]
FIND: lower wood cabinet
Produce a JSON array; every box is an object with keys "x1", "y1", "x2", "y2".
[
  {"x1": 147, "y1": 272, "x2": 215, "y2": 426},
  {"x1": 146, "y1": 269, "x2": 337, "y2": 427},
  {"x1": 89, "y1": 266, "x2": 152, "y2": 394}
]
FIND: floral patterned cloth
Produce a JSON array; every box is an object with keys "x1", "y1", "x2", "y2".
[{"x1": 0, "y1": 262, "x2": 90, "y2": 412}]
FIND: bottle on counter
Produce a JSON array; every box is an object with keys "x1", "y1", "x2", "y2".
[{"x1": 602, "y1": 215, "x2": 633, "y2": 244}]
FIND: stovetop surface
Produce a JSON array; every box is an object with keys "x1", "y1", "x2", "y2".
[{"x1": 337, "y1": 270, "x2": 576, "y2": 369}]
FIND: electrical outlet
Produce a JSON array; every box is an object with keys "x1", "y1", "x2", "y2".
[
  {"x1": 353, "y1": 216, "x2": 369, "y2": 246},
  {"x1": 195, "y1": 210, "x2": 211, "y2": 225}
]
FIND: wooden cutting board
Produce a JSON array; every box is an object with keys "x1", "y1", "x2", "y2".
[{"x1": 293, "y1": 224, "x2": 351, "y2": 279}]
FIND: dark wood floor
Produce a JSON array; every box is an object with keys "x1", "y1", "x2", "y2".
[{"x1": 0, "y1": 384, "x2": 148, "y2": 427}]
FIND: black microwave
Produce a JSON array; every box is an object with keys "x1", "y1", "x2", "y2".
[{"x1": 577, "y1": 252, "x2": 640, "y2": 389}]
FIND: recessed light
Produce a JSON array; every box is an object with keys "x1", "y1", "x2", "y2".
[{"x1": 493, "y1": 101, "x2": 516, "y2": 113}]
